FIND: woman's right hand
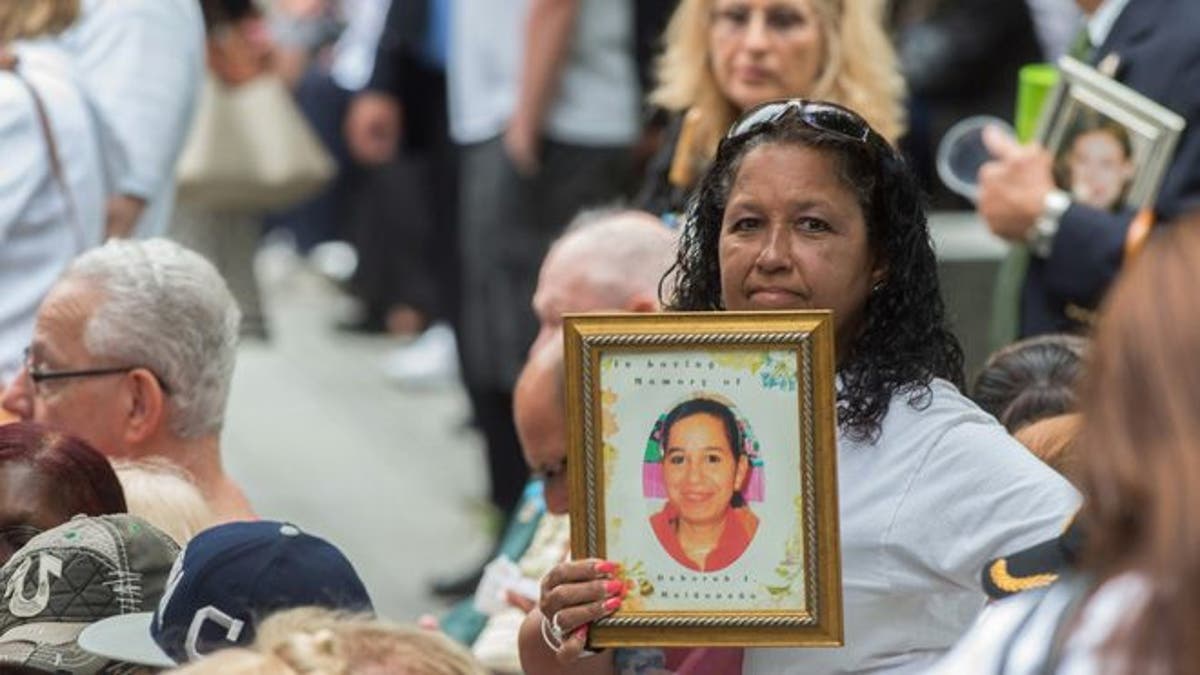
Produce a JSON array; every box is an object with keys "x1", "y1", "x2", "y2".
[{"x1": 539, "y1": 558, "x2": 626, "y2": 663}]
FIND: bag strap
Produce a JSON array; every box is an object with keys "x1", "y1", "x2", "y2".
[{"x1": 0, "y1": 49, "x2": 87, "y2": 252}]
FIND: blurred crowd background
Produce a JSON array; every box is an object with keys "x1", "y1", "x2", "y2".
[{"x1": 3, "y1": 0, "x2": 1200, "y2": 673}]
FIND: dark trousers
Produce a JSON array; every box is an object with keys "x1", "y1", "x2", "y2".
[
  {"x1": 468, "y1": 387, "x2": 525, "y2": 515},
  {"x1": 457, "y1": 135, "x2": 631, "y2": 513},
  {"x1": 349, "y1": 64, "x2": 459, "y2": 326}
]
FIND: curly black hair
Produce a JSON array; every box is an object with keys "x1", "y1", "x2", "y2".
[{"x1": 662, "y1": 112, "x2": 964, "y2": 442}]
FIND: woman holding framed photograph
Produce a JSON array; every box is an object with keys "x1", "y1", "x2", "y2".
[{"x1": 519, "y1": 99, "x2": 1079, "y2": 674}]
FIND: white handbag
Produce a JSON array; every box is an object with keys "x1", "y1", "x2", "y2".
[{"x1": 176, "y1": 73, "x2": 335, "y2": 213}]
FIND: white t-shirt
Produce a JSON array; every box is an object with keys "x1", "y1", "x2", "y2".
[
  {"x1": 743, "y1": 379, "x2": 1080, "y2": 674},
  {"x1": 448, "y1": 0, "x2": 640, "y2": 146},
  {"x1": 0, "y1": 40, "x2": 105, "y2": 380},
  {"x1": 61, "y1": 0, "x2": 205, "y2": 238}
]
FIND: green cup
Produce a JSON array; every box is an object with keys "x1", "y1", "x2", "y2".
[{"x1": 1015, "y1": 63, "x2": 1060, "y2": 143}]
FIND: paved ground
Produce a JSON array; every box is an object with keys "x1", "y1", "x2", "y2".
[{"x1": 220, "y1": 259, "x2": 492, "y2": 622}]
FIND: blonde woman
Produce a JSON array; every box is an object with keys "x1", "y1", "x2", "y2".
[
  {"x1": 113, "y1": 459, "x2": 217, "y2": 545},
  {"x1": 254, "y1": 608, "x2": 487, "y2": 675},
  {"x1": 636, "y1": 0, "x2": 904, "y2": 219}
]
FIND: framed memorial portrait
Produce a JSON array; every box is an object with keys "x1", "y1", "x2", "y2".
[
  {"x1": 1037, "y1": 56, "x2": 1186, "y2": 213},
  {"x1": 563, "y1": 311, "x2": 842, "y2": 648}
]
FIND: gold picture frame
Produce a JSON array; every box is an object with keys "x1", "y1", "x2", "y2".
[{"x1": 563, "y1": 311, "x2": 842, "y2": 648}]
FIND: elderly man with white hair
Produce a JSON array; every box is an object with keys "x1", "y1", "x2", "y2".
[
  {"x1": 529, "y1": 208, "x2": 676, "y2": 356},
  {"x1": 447, "y1": 209, "x2": 675, "y2": 671},
  {"x1": 1, "y1": 238, "x2": 254, "y2": 522},
  {"x1": 522, "y1": 208, "x2": 676, "y2": 518}
]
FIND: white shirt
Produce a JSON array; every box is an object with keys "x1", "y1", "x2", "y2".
[
  {"x1": 0, "y1": 41, "x2": 105, "y2": 381},
  {"x1": 447, "y1": 0, "x2": 640, "y2": 146},
  {"x1": 60, "y1": 0, "x2": 205, "y2": 238},
  {"x1": 1024, "y1": 0, "x2": 1084, "y2": 61},
  {"x1": 930, "y1": 574, "x2": 1148, "y2": 674},
  {"x1": 743, "y1": 379, "x2": 1080, "y2": 675},
  {"x1": 1086, "y1": 0, "x2": 1133, "y2": 51},
  {"x1": 330, "y1": 0, "x2": 392, "y2": 92}
]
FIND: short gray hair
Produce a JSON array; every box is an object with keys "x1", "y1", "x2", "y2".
[
  {"x1": 552, "y1": 208, "x2": 678, "y2": 307},
  {"x1": 64, "y1": 238, "x2": 241, "y2": 440}
]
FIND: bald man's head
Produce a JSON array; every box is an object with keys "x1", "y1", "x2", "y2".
[
  {"x1": 514, "y1": 343, "x2": 568, "y2": 515},
  {"x1": 531, "y1": 210, "x2": 676, "y2": 355}
]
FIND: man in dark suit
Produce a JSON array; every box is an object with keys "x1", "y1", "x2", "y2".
[{"x1": 978, "y1": 0, "x2": 1200, "y2": 337}]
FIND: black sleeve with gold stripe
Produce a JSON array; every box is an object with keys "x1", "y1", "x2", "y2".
[{"x1": 982, "y1": 516, "x2": 1084, "y2": 600}]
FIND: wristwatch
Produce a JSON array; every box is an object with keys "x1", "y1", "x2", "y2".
[{"x1": 1026, "y1": 189, "x2": 1071, "y2": 258}]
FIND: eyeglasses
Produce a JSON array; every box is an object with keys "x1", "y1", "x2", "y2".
[
  {"x1": 22, "y1": 347, "x2": 171, "y2": 395},
  {"x1": 726, "y1": 99, "x2": 891, "y2": 153}
]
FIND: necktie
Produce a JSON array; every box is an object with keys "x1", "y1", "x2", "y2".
[{"x1": 1068, "y1": 26, "x2": 1095, "y2": 62}]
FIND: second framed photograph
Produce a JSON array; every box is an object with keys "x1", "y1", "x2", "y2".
[
  {"x1": 563, "y1": 311, "x2": 842, "y2": 648},
  {"x1": 1037, "y1": 56, "x2": 1186, "y2": 213}
]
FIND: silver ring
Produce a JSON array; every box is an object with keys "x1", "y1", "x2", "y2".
[
  {"x1": 540, "y1": 613, "x2": 566, "y2": 654},
  {"x1": 550, "y1": 611, "x2": 568, "y2": 643}
]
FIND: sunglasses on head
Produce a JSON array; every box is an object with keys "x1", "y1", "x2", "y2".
[{"x1": 726, "y1": 99, "x2": 892, "y2": 155}]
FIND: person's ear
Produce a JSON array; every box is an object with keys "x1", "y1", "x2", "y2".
[
  {"x1": 734, "y1": 454, "x2": 750, "y2": 491},
  {"x1": 122, "y1": 369, "x2": 167, "y2": 446},
  {"x1": 869, "y1": 256, "x2": 888, "y2": 291}
]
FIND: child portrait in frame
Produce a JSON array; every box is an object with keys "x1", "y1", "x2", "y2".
[
  {"x1": 643, "y1": 394, "x2": 763, "y2": 574},
  {"x1": 1039, "y1": 57, "x2": 1186, "y2": 213},
  {"x1": 604, "y1": 354, "x2": 803, "y2": 615},
  {"x1": 1053, "y1": 111, "x2": 1137, "y2": 212},
  {"x1": 564, "y1": 311, "x2": 841, "y2": 648}
]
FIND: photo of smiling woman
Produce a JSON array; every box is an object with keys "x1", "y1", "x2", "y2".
[{"x1": 645, "y1": 396, "x2": 761, "y2": 572}]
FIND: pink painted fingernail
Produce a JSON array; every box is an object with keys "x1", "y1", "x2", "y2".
[
  {"x1": 603, "y1": 597, "x2": 622, "y2": 612},
  {"x1": 595, "y1": 560, "x2": 617, "y2": 574},
  {"x1": 574, "y1": 625, "x2": 588, "y2": 641},
  {"x1": 605, "y1": 580, "x2": 624, "y2": 595}
]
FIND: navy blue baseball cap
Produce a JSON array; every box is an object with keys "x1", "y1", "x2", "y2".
[{"x1": 77, "y1": 521, "x2": 373, "y2": 666}]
